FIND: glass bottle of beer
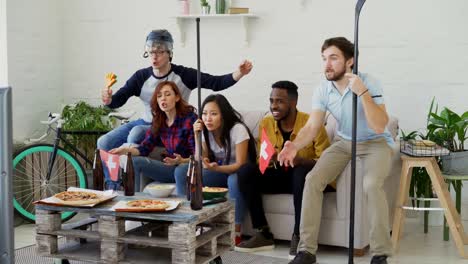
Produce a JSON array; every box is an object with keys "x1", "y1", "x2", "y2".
[
  {"x1": 123, "y1": 152, "x2": 135, "y2": 196},
  {"x1": 93, "y1": 149, "x2": 104, "y2": 190},
  {"x1": 190, "y1": 159, "x2": 203, "y2": 210},
  {"x1": 186, "y1": 155, "x2": 194, "y2": 201}
]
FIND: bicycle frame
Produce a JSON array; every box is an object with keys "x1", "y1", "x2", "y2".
[{"x1": 45, "y1": 125, "x2": 99, "y2": 181}]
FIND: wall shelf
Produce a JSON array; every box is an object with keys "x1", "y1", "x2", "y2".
[{"x1": 174, "y1": 14, "x2": 259, "y2": 46}]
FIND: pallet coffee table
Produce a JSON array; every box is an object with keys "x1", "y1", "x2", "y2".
[{"x1": 35, "y1": 193, "x2": 234, "y2": 264}]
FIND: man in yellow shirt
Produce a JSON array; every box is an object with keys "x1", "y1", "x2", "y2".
[{"x1": 234, "y1": 81, "x2": 331, "y2": 259}]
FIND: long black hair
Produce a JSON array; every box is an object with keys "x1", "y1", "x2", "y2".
[{"x1": 202, "y1": 94, "x2": 257, "y2": 165}]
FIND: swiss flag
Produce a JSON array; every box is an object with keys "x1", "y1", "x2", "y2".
[
  {"x1": 100, "y1": 150, "x2": 120, "y2": 181},
  {"x1": 259, "y1": 128, "x2": 275, "y2": 174}
]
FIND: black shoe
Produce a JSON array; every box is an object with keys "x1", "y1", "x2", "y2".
[
  {"x1": 234, "y1": 232, "x2": 275, "y2": 253},
  {"x1": 289, "y1": 251, "x2": 316, "y2": 264},
  {"x1": 288, "y1": 233, "x2": 300, "y2": 260},
  {"x1": 370, "y1": 255, "x2": 388, "y2": 264}
]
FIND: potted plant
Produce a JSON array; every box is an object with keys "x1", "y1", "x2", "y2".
[
  {"x1": 200, "y1": 0, "x2": 210, "y2": 14},
  {"x1": 61, "y1": 101, "x2": 112, "y2": 167},
  {"x1": 403, "y1": 98, "x2": 468, "y2": 232},
  {"x1": 427, "y1": 104, "x2": 468, "y2": 174}
]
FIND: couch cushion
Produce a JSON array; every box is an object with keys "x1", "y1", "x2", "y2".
[
  {"x1": 325, "y1": 114, "x2": 399, "y2": 141},
  {"x1": 262, "y1": 194, "x2": 295, "y2": 215},
  {"x1": 262, "y1": 193, "x2": 339, "y2": 219},
  {"x1": 239, "y1": 110, "x2": 268, "y2": 139}
]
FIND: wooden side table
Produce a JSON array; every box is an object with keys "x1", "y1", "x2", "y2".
[{"x1": 391, "y1": 155, "x2": 468, "y2": 258}]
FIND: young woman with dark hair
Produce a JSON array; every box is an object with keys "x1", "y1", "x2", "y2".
[
  {"x1": 109, "y1": 81, "x2": 197, "y2": 190},
  {"x1": 174, "y1": 94, "x2": 257, "y2": 245}
]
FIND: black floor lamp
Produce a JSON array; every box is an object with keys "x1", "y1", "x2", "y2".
[{"x1": 349, "y1": 0, "x2": 366, "y2": 263}]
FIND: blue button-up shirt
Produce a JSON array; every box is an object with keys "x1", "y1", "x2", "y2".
[{"x1": 311, "y1": 73, "x2": 394, "y2": 146}]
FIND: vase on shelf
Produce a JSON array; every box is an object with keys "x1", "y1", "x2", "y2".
[
  {"x1": 180, "y1": 0, "x2": 190, "y2": 15},
  {"x1": 201, "y1": 5, "x2": 210, "y2": 14},
  {"x1": 216, "y1": 0, "x2": 225, "y2": 14}
]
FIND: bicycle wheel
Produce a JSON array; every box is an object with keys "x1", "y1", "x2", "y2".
[{"x1": 13, "y1": 144, "x2": 87, "y2": 222}]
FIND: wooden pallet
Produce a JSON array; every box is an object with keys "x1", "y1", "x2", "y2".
[{"x1": 35, "y1": 196, "x2": 234, "y2": 264}]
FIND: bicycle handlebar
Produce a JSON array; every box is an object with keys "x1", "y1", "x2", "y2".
[{"x1": 40, "y1": 113, "x2": 62, "y2": 125}]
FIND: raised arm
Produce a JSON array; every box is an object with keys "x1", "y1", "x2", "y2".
[
  {"x1": 232, "y1": 60, "x2": 253, "y2": 81},
  {"x1": 177, "y1": 60, "x2": 252, "y2": 92},
  {"x1": 345, "y1": 73, "x2": 389, "y2": 133}
]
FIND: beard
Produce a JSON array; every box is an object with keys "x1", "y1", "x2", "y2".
[
  {"x1": 272, "y1": 107, "x2": 291, "y2": 122},
  {"x1": 325, "y1": 67, "x2": 347, "y2": 82}
]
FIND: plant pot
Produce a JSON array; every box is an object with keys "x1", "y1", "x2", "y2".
[
  {"x1": 201, "y1": 5, "x2": 210, "y2": 14},
  {"x1": 441, "y1": 151, "x2": 468, "y2": 175},
  {"x1": 215, "y1": 0, "x2": 225, "y2": 14}
]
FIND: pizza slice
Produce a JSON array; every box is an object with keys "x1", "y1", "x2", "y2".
[
  {"x1": 54, "y1": 191, "x2": 102, "y2": 206},
  {"x1": 126, "y1": 199, "x2": 170, "y2": 210},
  {"x1": 106, "y1": 72, "x2": 118, "y2": 89}
]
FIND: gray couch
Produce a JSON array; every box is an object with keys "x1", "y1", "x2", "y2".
[{"x1": 239, "y1": 111, "x2": 402, "y2": 252}]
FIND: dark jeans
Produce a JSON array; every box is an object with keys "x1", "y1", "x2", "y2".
[{"x1": 237, "y1": 162, "x2": 315, "y2": 235}]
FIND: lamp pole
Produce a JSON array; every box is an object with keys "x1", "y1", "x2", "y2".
[{"x1": 349, "y1": 0, "x2": 366, "y2": 263}]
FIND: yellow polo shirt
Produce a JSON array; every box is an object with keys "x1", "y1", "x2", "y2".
[{"x1": 259, "y1": 111, "x2": 335, "y2": 188}]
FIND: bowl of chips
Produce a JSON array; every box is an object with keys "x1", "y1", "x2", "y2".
[
  {"x1": 202, "y1": 187, "x2": 228, "y2": 200},
  {"x1": 145, "y1": 184, "x2": 176, "y2": 198}
]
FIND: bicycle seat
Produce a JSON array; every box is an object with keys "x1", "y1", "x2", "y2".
[{"x1": 108, "y1": 111, "x2": 136, "y2": 120}]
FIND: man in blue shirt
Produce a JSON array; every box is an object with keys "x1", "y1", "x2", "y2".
[{"x1": 279, "y1": 37, "x2": 393, "y2": 264}]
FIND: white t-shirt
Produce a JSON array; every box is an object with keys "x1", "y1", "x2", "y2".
[{"x1": 203, "y1": 123, "x2": 250, "y2": 165}]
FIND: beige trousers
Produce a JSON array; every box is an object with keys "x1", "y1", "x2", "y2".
[{"x1": 298, "y1": 137, "x2": 393, "y2": 256}]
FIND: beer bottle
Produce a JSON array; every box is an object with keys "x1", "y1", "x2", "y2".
[
  {"x1": 190, "y1": 159, "x2": 203, "y2": 210},
  {"x1": 123, "y1": 152, "x2": 135, "y2": 196},
  {"x1": 186, "y1": 156, "x2": 194, "y2": 201},
  {"x1": 93, "y1": 149, "x2": 104, "y2": 191}
]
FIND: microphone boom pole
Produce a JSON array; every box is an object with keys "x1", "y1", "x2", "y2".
[{"x1": 349, "y1": 0, "x2": 366, "y2": 263}]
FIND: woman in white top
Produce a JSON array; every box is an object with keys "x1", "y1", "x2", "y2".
[{"x1": 174, "y1": 94, "x2": 257, "y2": 245}]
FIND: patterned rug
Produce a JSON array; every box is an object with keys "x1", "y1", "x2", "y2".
[{"x1": 15, "y1": 243, "x2": 288, "y2": 264}]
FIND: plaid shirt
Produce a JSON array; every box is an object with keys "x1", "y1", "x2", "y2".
[{"x1": 137, "y1": 111, "x2": 197, "y2": 158}]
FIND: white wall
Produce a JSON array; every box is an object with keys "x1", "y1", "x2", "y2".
[
  {"x1": 7, "y1": 0, "x2": 63, "y2": 139},
  {"x1": 5, "y1": 0, "x2": 468, "y2": 218},
  {"x1": 7, "y1": 0, "x2": 468, "y2": 137},
  {"x1": 0, "y1": 0, "x2": 7, "y2": 86},
  {"x1": 58, "y1": 0, "x2": 468, "y2": 134}
]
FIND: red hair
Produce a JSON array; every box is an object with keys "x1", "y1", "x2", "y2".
[{"x1": 150, "y1": 81, "x2": 195, "y2": 134}]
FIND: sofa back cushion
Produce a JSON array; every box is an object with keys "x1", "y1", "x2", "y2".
[
  {"x1": 239, "y1": 110, "x2": 269, "y2": 139},
  {"x1": 324, "y1": 113, "x2": 399, "y2": 142}
]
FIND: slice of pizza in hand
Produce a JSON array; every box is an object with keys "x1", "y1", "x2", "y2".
[
  {"x1": 105, "y1": 72, "x2": 118, "y2": 89},
  {"x1": 54, "y1": 191, "x2": 102, "y2": 206}
]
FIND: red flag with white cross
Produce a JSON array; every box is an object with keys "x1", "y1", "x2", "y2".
[
  {"x1": 100, "y1": 150, "x2": 120, "y2": 181},
  {"x1": 259, "y1": 128, "x2": 275, "y2": 174}
]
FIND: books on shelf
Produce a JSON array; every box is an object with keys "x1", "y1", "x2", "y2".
[{"x1": 228, "y1": 7, "x2": 249, "y2": 14}]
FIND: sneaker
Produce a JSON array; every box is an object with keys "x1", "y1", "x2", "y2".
[
  {"x1": 234, "y1": 232, "x2": 275, "y2": 253},
  {"x1": 288, "y1": 233, "x2": 300, "y2": 260},
  {"x1": 370, "y1": 255, "x2": 388, "y2": 264},
  {"x1": 289, "y1": 251, "x2": 316, "y2": 264}
]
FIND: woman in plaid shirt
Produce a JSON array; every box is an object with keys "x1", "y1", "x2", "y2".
[{"x1": 110, "y1": 81, "x2": 197, "y2": 189}]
